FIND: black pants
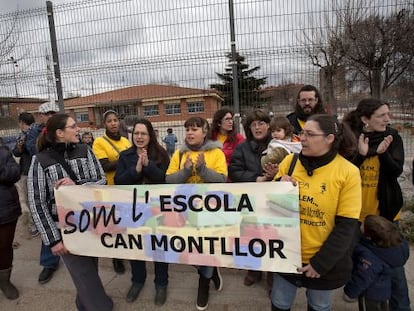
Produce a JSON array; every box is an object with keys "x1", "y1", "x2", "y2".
[
  {"x1": 358, "y1": 296, "x2": 389, "y2": 311},
  {"x1": 0, "y1": 220, "x2": 17, "y2": 270}
]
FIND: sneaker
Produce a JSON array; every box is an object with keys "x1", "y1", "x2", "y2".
[
  {"x1": 126, "y1": 283, "x2": 144, "y2": 303},
  {"x1": 112, "y1": 258, "x2": 125, "y2": 274},
  {"x1": 196, "y1": 275, "x2": 210, "y2": 311},
  {"x1": 154, "y1": 287, "x2": 167, "y2": 306},
  {"x1": 38, "y1": 268, "x2": 56, "y2": 284},
  {"x1": 211, "y1": 267, "x2": 223, "y2": 291}
]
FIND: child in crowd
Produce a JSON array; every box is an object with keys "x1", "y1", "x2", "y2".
[
  {"x1": 343, "y1": 215, "x2": 409, "y2": 311},
  {"x1": 261, "y1": 116, "x2": 301, "y2": 169}
]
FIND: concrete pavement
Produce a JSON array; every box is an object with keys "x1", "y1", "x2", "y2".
[{"x1": 3, "y1": 218, "x2": 413, "y2": 311}]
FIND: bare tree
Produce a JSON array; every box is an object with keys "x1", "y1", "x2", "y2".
[
  {"x1": 301, "y1": 1, "x2": 346, "y2": 114},
  {"x1": 0, "y1": 10, "x2": 21, "y2": 90},
  {"x1": 338, "y1": 2, "x2": 414, "y2": 99}
]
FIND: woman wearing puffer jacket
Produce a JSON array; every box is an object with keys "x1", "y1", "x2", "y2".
[{"x1": 0, "y1": 144, "x2": 21, "y2": 300}]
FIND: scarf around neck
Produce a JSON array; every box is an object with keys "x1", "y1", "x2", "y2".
[
  {"x1": 299, "y1": 149, "x2": 337, "y2": 176},
  {"x1": 105, "y1": 130, "x2": 121, "y2": 141}
]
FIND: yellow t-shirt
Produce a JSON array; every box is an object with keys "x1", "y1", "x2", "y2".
[
  {"x1": 276, "y1": 153, "x2": 362, "y2": 263},
  {"x1": 166, "y1": 148, "x2": 227, "y2": 184},
  {"x1": 216, "y1": 133, "x2": 227, "y2": 145},
  {"x1": 92, "y1": 135, "x2": 131, "y2": 185},
  {"x1": 359, "y1": 156, "x2": 380, "y2": 222},
  {"x1": 358, "y1": 155, "x2": 400, "y2": 222}
]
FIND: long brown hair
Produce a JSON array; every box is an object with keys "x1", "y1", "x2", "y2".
[
  {"x1": 37, "y1": 113, "x2": 70, "y2": 152},
  {"x1": 132, "y1": 118, "x2": 169, "y2": 165}
]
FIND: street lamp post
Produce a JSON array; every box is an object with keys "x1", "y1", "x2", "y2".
[{"x1": 9, "y1": 56, "x2": 18, "y2": 97}]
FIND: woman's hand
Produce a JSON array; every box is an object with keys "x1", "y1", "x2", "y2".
[
  {"x1": 263, "y1": 163, "x2": 279, "y2": 181},
  {"x1": 184, "y1": 156, "x2": 193, "y2": 169},
  {"x1": 358, "y1": 134, "x2": 369, "y2": 156},
  {"x1": 136, "y1": 155, "x2": 143, "y2": 173},
  {"x1": 195, "y1": 153, "x2": 205, "y2": 169},
  {"x1": 280, "y1": 175, "x2": 297, "y2": 186},
  {"x1": 377, "y1": 135, "x2": 393, "y2": 154},
  {"x1": 51, "y1": 241, "x2": 69, "y2": 256},
  {"x1": 55, "y1": 177, "x2": 75, "y2": 189},
  {"x1": 140, "y1": 149, "x2": 149, "y2": 166},
  {"x1": 297, "y1": 264, "x2": 320, "y2": 278}
]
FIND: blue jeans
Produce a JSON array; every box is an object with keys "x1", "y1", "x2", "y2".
[
  {"x1": 130, "y1": 260, "x2": 168, "y2": 288},
  {"x1": 40, "y1": 241, "x2": 60, "y2": 269},
  {"x1": 198, "y1": 266, "x2": 214, "y2": 279},
  {"x1": 389, "y1": 266, "x2": 411, "y2": 311},
  {"x1": 271, "y1": 273, "x2": 332, "y2": 311}
]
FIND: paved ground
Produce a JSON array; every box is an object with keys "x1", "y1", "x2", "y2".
[{"x1": 2, "y1": 218, "x2": 413, "y2": 311}]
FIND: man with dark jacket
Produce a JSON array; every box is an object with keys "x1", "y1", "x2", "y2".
[
  {"x1": 286, "y1": 85, "x2": 326, "y2": 134},
  {"x1": 12, "y1": 112, "x2": 36, "y2": 237}
]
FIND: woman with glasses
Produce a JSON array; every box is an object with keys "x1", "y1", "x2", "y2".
[
  {"x1": 270, "y1": 114, "x2": 361, "y2": 311},
  {"x1": 228, "y1": 109, "x2": 279, "y2": 289},
  {"x1": 343, "y1": 98, "x2": 410, "y2": 311},
  {"x1": 210, "y1": 108, "x2": 244, "y2": 166},
  {"x1": 165, "y1": 116, "x2": 227, "y2": 311},
  {"x1": 92, "y1": 110, "x2": 131, "y2": 274},
  {"x1": 27, "y1": 114, "x2": 113, "y2": 311},
  {"x1": 114, "y1": 119, "x2": 170, "y2": 306}
]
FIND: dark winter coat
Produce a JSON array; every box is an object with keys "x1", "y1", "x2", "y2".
[
  {"x1": 344, "y1": 236, "x2": 409, "y2": 302},
  {"x1": 114, "y1": 146, "x2": 169, "y2": 185},
  {"x1": 0, "y1": 146, "x2": 21, "y2": 224},
  {"x1": 352, "y1": 126, "x2": 404, "y2": 220},
  {"x1": 228, "y1": 136, "x2": 271, "y2": 182}
]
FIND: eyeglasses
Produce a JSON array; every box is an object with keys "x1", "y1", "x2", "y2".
[
  {"x1": 299, "y1": 98, "x2": 316, "y2": 104},
  {"x1": 299, "y1": 130, "x2": 327, "y2": 138},
  {"x1": 133, "y1": 131, "x2": 149, "y2": 137},
  {"x1": 65, "y1": 123, "x2": 78, "y2": 129}
]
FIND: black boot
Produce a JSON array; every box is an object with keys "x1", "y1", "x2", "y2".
[
  {"x1": 0, "y1": 268, "x2": 19, "y2": 300},
  {"x1": 112, "y1": 258, "x2": 125, "y2": 274},
  {"x1": 271, "y1": 304, "x2": 290, "y2": 311},
  {"x1": 196, "y1": 274, "x2": 210, "y2": 311}
]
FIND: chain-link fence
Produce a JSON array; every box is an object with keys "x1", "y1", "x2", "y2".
[{"x1": 1, "y1": 0, "x2": 414, "y2": 157}]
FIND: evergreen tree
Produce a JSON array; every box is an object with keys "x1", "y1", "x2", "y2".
[{"x1": 210, "y1": 52, "x2": 267, "y2": 114}]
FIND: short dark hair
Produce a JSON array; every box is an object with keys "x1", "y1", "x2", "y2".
[
  {"x1": 18, "y1": 112, "x2": 35, "y2": 126},
  {"x1": 364, "y1": 215, "x2": 402, "y2": 248},
  {"x1": 243, "y1": 109, "x2": 271, "y2": 141},
  {"x1": 167, "y1": 128, "x2": 173, "y2": 133}
]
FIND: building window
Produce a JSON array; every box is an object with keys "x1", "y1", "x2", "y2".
[
  {"x1": 165, "y1": 103, "x2": 181, "y2": 115},
  {"x1": 76, "y1": 112, "x2": 89, "y2": 122},
  {"x1": 187, "y1": 102, "x2": 204, "y2": 113},
  {"x1": 144, "y1": 105, "x2": 159, "y2": 116}
]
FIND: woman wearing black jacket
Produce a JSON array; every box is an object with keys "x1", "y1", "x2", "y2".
[
  {"x1": 344, "y1": 98, "x2": 410, "y2": 311},
  {"x1": 114, "y1": 119, "x2": 170, "y2": 306},
  {"x1": 228, "y1": 110, "x2": 278, "y2": 289},
  {"x1": 0, "y1": 145, "x2": 21, "y2": 300}
]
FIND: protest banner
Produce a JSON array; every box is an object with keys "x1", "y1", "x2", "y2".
[{"x1": 55, "y1": 182, "x2": 301, "y2": 273}]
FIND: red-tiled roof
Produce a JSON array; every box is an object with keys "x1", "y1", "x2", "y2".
[{"x1": 64, "y1": 84, "x2": 219, "y2": 108}]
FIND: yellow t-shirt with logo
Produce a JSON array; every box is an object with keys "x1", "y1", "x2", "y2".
[
  {"x1": 166, "y1": 148, "x2": 227, "y2": 184},
  {"x1": 92, "y1": 135, "x2": 131, "y2": 185},
  {"x1": 276, "y1": 153, "x2": 362, "y2": 264}
]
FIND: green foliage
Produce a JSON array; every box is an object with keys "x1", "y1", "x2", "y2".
[{"x1": 210, "y1": 52, "x2": 268, "y2": 114}]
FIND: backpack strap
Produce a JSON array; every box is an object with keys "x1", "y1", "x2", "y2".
[
  {"x1": 102, "y1": 136, "x2": 121, "y2": 155},
  {"x1": 287, "y1": 153, "x2": 299, "y2": 176}
]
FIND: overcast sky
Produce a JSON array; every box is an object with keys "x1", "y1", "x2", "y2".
[{"x1": 0, "y1": 0, "x2": 406, "y2": 100}]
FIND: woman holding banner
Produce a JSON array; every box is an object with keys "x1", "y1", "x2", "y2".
[
  {"x1": 165, "y1": 116, "x2": 227, "y2": 311},
  {"x1": 270, "y1": 114, "x2": 361, "y2": 311},
  {"x1": 228, "y1": 109, "x2": 278, "y2": 291},
  {"x1": 114, "y1": 119, "x2": 170, "y2": 305},
  {"x1": 27, "y1": 114, "x2": 112, "y2": 311}
]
